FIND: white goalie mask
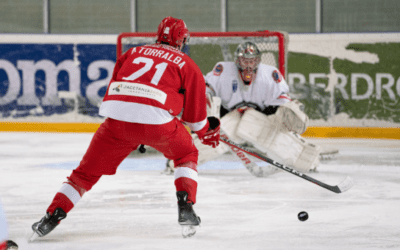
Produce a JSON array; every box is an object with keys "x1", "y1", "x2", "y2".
[{"x1": 234, "y1": 42, "x2": 261, "y2": 86}]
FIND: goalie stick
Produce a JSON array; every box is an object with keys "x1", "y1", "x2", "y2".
[{"x1": 219, "y1": 135, "x2": 354, "y2": 194}]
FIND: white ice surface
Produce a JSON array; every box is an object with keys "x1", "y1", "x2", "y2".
[{"x1": 0, "y1": 132, "x2": 400, "y2": 250}]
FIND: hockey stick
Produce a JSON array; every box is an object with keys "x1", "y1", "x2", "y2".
[{"x1": 219, "y1": 135, "x2": 354, "y2": 194}]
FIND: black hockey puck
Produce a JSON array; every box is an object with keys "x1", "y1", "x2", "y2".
[{"x1": 298, "y1": 211, "x2": 308, "y2": 221}]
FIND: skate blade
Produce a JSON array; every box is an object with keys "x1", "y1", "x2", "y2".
[
  {"x1": 29, "y1": 232, "x2": 40, "y2": 242},
  {"x1": 181, "y1": 225, "x2": 198, "y2": 238}
]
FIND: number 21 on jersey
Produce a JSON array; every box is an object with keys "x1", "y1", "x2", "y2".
[{"x1": 122, "y1": 57, "x2": 168, "y2": 86}]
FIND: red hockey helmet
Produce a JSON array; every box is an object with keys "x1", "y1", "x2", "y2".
[{"x1": 156, "y1": 16, "x2": 189, "y2": 49}]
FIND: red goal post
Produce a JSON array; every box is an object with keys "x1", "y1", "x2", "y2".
[{"x1": 117, "y1": 30, "x2": 289, "y2": 79}]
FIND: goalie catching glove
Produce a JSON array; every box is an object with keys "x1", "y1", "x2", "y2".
[
  {"x1": 275, "y1": 100, "x2": 309, "y2": 134},
  {"x1": 195, "y1": 116, "x2": 221, "y2": 148}
]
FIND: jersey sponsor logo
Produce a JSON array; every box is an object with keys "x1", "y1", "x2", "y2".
[
  {"x1": 108, "y1": 81, "x2": 167, "y2": 104},
  {"x1": 272, "y1": 70, "x2": 282, "y2": 83},
  {"x1": 213, "y1": 64, "x2": 223, "y2": 76},
  {"x1": 232, "y1": 80, "x2": 238, "y2": 92},
  {"x1": 113, "y1": 84, "x2": 122, "y2": 92}
]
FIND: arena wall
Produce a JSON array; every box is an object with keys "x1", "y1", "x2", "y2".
[{"x1": 0, "y1": 33, "x2": 399, "y2": 139}]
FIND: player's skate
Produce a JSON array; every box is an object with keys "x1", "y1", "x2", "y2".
[
  {"x1": 176, "y1": 191, "x2": 201, "y2": 238},
  {"x1": 30, "y1": 207, "x2": 67, "y2": 241},
  {"x1": 3, "y1": 240, "x2": 18, "y2": 250}
]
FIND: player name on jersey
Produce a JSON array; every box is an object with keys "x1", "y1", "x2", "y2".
[{"x1": 130, "y1": 45, "x2": 186, "y2": 69}]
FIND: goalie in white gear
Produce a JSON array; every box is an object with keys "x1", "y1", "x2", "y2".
[{"x1": 165, "y1": 41, "x2": 322, "y2": 175}]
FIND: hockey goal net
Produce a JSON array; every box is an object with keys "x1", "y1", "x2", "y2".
[{"x1": 117, "y1": 31, "x2": 289, "y2": 79}]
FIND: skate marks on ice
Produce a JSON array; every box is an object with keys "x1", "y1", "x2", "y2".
[
  {"x1": 1, "y1": 134, "x2": 400, "y2": 249},
  {"x1": 181, "y1": 225, "x2": 199, "y2": 238}
]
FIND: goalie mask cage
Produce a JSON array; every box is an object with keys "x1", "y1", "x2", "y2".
[{"x1": 117, "y1": 30, "x2": 289, "y2": 80}]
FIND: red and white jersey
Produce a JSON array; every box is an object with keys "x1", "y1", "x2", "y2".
[
  {"x1": 100, "y1": 44, "x2": 208, "y2": 132},
  {"x1": 205, "y1": 62, "x2": 291, "y2": 111}
]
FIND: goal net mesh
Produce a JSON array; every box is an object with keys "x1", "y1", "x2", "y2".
[{"x1": 117, "y1": 31, "x2": 289, "y2": 79}]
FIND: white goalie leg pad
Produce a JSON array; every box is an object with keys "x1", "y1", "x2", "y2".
[
  {"x1": 267, "y1": 132, "x2": 322, "y2": 172},
  {"x1": 236, "y1": 109, "x2": 321, "y2": 172},
  {"x1": 235, "y1": 108, "x2": 279, "y2": 153},
  {"x1": 220, "y1": 109, "x2": 245, "y2": 144},
  {"x1": 193, "y1": 133, "x2": 229, "y2": 166},
  {"x1": 206, "y1": 95, "x2": 222, "y2": 118},
  {"x1": 290, "y1": 133, "x2": 322, "y2": 172}
]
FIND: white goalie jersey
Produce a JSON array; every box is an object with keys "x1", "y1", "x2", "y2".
[{"x1": 204, "y1": 62, "x2": 291, "y2": 111}]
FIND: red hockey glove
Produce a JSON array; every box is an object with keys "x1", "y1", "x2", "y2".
[{"x1": 197, "y1": 116, "x2": 220, "y2": 148}]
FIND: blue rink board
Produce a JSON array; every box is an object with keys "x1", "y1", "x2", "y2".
[{"x1": 38, "y1": 159, "x2": 256, "y2": 171}]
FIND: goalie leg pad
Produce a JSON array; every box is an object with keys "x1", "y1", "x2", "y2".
[
  {"x1": 220, "y1": 109, "x2": 245, "y2": 144},
  {"x1": 269, "y1": 132, "x2": 322, "y2": 172},
  {"x1": 236, "y1": 109, "x2": 321, "y2": 172},
  {"x1": 291, "y1": 133, "x2": 322, "y2": 172},
  {"x1": 235, "y1": 108, "x2": 278, "y2": 153},
  {"x1": 206, "y1": 95, "x2": 222, "y2": 118}
]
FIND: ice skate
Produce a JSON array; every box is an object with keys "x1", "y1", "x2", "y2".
[
  {"x1": 176, "y1": 191, "x2": 201, "y2": 238},
  {"x1": 30, "y1": 207, "x2": 67, "y2": 241}
]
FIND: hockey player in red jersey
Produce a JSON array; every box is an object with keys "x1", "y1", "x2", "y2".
[{"x1": 30, "y1": 16, "x2": 220, "y2": 239}]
